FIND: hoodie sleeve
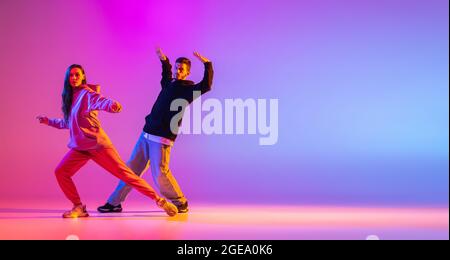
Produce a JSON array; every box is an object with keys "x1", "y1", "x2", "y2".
[
  {"x1": 193, "y1": 62, "x2": 214, "y2": 95},
  {"x1": 48, "y1": 118, "x2": 69, "y2": 129},
  {"x1": 87, "y1": 88, "x2": 122, "y2": 113}
]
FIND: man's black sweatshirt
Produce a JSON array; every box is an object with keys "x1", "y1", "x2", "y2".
[{"x1": 143, "y1": 58, "x2": 214, "y2": 141}]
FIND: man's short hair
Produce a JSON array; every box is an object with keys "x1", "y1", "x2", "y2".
[{"x1": 175, "y1": 57, "x2": 191, "y2": 71}]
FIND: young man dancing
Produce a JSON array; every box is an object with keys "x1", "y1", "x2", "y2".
[{"x1": 98, "y1": 48, "x2": 213, "y2": 214}]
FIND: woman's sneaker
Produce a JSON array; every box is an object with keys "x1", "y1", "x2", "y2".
[
  {"x1": 97, "y1": 203, "x2": 123, "y2": 213},
  {"x1": 156, "y1": 198, "x2": 178, "y2": 217},
  {"x1": 63, "y1": 205, "x2": 89, "y2": 218}
]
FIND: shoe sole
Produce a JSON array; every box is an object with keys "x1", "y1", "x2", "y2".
[
  {"x1": 63, "y1": 213, "x2": 90, "y2": 218},
  {"x1": 165, "y1": 210, "x2": 178, "y2": 217},
  {"x1": 97, "y1": 209, "x2": 122, "y2": 213}
]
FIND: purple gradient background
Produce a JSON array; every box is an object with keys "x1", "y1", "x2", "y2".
[{"x1": 0, "y1": 0, "x2": 448, "y2": 206}]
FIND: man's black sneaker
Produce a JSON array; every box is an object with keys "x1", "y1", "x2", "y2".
[
  {"x1": 97, "y1": 203, "x2": 123, "y2": 213},
  {"x1": 177, "y1": 202, "x2": 189, "y2": 213}
]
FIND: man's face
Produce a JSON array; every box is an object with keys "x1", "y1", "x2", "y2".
[{"x1": 174, "y1": 62, "x2": 190, "y2": 80}]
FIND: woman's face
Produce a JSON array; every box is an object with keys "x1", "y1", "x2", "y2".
[{"x1": 69, "y1": 68, "x2": 85, "y2": 88}]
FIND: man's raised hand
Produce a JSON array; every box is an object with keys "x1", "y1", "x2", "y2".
[
  {"x1": 156, "y1": 47, "x2": 167, "y2": 61},
  {"x1": 193, "y1": 51, "x2": 210, "y2": 63}
]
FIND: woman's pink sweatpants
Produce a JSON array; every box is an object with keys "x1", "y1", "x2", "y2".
[{"x1": 55, "y1": 147, "x2": 158, "y2": 206}]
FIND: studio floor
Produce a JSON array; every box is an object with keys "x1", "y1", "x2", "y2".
[{"x1": 0, "y1": 200, "x2": 447, "y2": 240}]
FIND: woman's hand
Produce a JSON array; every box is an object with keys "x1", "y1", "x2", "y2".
[{"x1": 36, "y1": 115, "x2": 49, "y2": 125}]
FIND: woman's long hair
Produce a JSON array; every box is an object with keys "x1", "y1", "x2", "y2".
[{"x1": 62, "y1": 64, "x2": 87, "y2": 122}]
